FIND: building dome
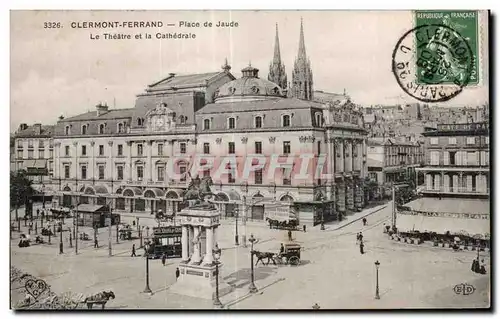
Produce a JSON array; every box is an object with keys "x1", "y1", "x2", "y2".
[{"x1": 214, "y1": 65, "x2": 285, "y2": 103}]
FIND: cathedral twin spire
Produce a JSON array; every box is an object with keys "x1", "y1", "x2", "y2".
[
  {"x1": 268, "y1": 18, "x2": 314, "y2": 101},
  {"x1": 268, "y1": 24, "x2": 288, "y2": 92}
]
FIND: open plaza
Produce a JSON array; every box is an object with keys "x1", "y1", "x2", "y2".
[{"x1": 10, "y1": 201, "x2": 490, "y2": 309}]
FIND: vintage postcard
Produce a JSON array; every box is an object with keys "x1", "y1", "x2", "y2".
[{"x1": 10, "y1": 10, "x2": 490, "y2": 310}]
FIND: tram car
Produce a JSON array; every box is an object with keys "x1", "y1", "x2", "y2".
[{"x1": 146, "y1": 226, "x2": 182, "y2": 259}]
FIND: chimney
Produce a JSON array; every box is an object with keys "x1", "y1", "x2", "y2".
[
  {"x1": 96, "y1": 102, "x2": 109, "y2": 116},
  {"x1": 33, "y1": 123, "x2": 42, "y2": 135},
  {"x1": 18, "y1": 123, "x2": 28, "y2": 131}
]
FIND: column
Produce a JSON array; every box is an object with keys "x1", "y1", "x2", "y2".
[
  {"x1": 337, "y1": 181, "x2": 346, "y2": 213},
  {"x1": 90, "y1": 141, "x2": 95, "y2": 180},
  {"x1": 108, "y1": 141, "x2": 113, "y2": 182},
  {"x1": 346, "y1": 180, "x2": 354, "y2": 211},
  {"x1": 351, "y1": 141, "x2": 355, "y2": 172},
  {"x1": 213, "y1": 227, "x2": 218, "y2": 249},
  {"x1": 188, "y1": 226, "x2": 194, "y2": 257},
  {"x1": 181, "y1": 225, "x2": 189, "y2": 262},
  {"x1": 73, "y1": 141, "x2": 78, "y2": 190},
  {"x1": 190, "y1": 226, "x2": 201, "y2": 263},
  {"x1": 147, "y1": 141, "x2": 153, "y2": 182},
  {"x1": 203, "y1": 227, "x2": 214, "y2": 265},
  {"x1": 326, "y1": 135, "x2": 334, "y2": 200},
  {"x1": 127, "y1": 141, "x2": 133, "y2": 182}
]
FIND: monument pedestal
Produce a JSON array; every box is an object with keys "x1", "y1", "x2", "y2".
[{"x1": 169, "y1": 262, "x2": 233, "y2": 300}]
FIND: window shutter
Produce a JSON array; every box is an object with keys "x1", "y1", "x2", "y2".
[
  {"x1": 443, "y1": 152, "x2": 449, "y2": 165},
  {"x1": 426, "y1": 174, "x2": 432, "y2": 190},
  {"x1": 434, "y1": 174, "x2": 441, "y2": 191},
  {"x1": 443, "y1": 174, "x2": 450, "y2": 192},
  {"x1": 466, "y1": 175, "x2": 473, "y2": 191}
]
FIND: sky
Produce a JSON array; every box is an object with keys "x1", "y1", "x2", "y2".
[{"x1": 10, "y1": 10, "x2": 489, "y2": 131}]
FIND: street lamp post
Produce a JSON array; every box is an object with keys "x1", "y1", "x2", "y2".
[
  {"x1": 75, "y1": 204, "x2": 79, "y2": 255},
  {"x1": 108, "y1": 210, "x2": 112, "y2": 257},
  {"x1": 143, "y1": 252, "x2": 152, "y2": 294},
  {"x1": 375, "y1": 260, "x2": 380, "y2": 300},
  {"x1": 234, "y1": 209, "x2": 239, "y2": 246},
  {"x1": 248, "y1": 234, "x2": 258, "y2": 293},
  {"x1": 139, "y1": 226, "x2": 144, "y2": 248},
  {"x1": 59, "y1": 226, "x2": 64, "y2": 254},
  {"x1": 213, "y1": 245, "x2": 222, "y2": 308},
  {"x1": 69, "y1": 229, "x2": 73, "y2": 248},
  {"x1": 116, "y1": 215, "x2": 119, "y2": 244},
  {"x1": 42, "y1": 184, "x2": 46, "y2": 209}
]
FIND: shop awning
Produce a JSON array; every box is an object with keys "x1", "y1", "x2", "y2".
[
  {"x1": 24, "y1": 159, "x2": 47, "y2": 169},
  {"x1": 75, "y1": 204, "x2": 105, "y2": 213},
  {"x1": 402, "y1": 198, "x2": 490, "y2": 215},
  {"x1": 396, "y1": 213, "x2": 490, "y2": 238},
  {"x1": 264, "y1": 204, "x2": 297, "y2": 221}
]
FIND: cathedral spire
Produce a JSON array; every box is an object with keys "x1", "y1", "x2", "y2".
[
  {"x1": 298, "y1": 17, "x2": 307, "y2": 60},
  {"x1": 268, "y1": 23, "x2": 287, "y2": 91},
  {"x1": 273, "y1": 23, "x2": 281, "y2": 64},
  {"x1": 291, "y1": 18, "x2": 313, "y2": 100}
]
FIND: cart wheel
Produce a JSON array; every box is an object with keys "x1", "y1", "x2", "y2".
[{"x1": 289, "y1": 256, "x2": 300, "y2": 266}]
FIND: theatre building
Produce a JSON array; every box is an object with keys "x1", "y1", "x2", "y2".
[{"x1": 397, "y1": 122, "x2": 490, "y2": 241}]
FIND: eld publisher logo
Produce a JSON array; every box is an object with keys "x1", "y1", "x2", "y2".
[{"x1": 453, "y1": 283, "x2": 476, "y2": 296}]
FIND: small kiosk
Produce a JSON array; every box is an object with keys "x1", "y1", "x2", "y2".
[{"x1": 75, "y1": 204, "x2": 120, "y2": 228}]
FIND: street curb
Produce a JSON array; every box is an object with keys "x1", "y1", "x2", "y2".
[{"x1": 328, "y1": 205, "x2": 388, "y2": 232}]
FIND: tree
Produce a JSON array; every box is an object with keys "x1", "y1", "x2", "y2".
[{"x1": 10, "y1": 170, "x2": 34, "y2": 209}]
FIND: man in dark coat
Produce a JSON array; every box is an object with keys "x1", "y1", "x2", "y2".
[
  {"x1": 175, "y1": 268, "x2": 180, "y2": 281},
  {"x1": 359, "y1": 232, "x2": 364, "y2": 243},
  {"x1": 131, "y1": 244, "x2": 137, "y2": 257},
  {"x1": 360, "y1": 241, "x2": 365, "y2": 254},
  {"x1": 280, "y1": 243, "x2": 285, "y2": 255},
  {"x1": 162, "y1": 253, "x2": 167, "y2": 266},
  {"x1": 303, "y1": 225, "x2": 306, "y2": 232},
  {"x1": 94, "y1": 238, "x2": 99, "y2": 248},
  {"x1": 288, "y1": 230, "x2": 292, "y2": 241}
]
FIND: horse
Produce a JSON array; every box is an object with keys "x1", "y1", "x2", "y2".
[
  {"x1": 252, "y1": 251, "x2": 277, "y2": 266},
  {"x1": 83, "y1": 291, "x2": 115, "y2": 309}
]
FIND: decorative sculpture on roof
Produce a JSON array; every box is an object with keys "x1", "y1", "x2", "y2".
[
  {"x1": 183, "y1": 172, "x2": 216, "y2": 210},
  {"x1": 146, "y1": 102, "x2": 177, "y2": 132}
]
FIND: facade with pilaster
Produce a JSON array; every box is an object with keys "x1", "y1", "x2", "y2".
[{"x1": 416, "y1": 122, "x2": 489, "y2": 196}]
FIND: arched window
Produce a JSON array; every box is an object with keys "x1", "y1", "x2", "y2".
[
  {"x1": 99, "y1": 124, "x2": 105, "y2": 134},
  {"x1": 81, "y1": 125, "x2": 87, "y2": 135},
  {"x1": 65, "y1": 126, "x2": 70, "y2": 135},
  {"x1": 315, "y1": 112, "x2": 323, "y2": 127},
  {"x1": 203, "y1": 119, "x2": 210, "y2": 130},
  {"x1": 282, "y1": 114, "x2": 291, "y2": 127},
  {"x1": 228, "y1": 117, "x2": 236, "y2": 129},
  {"x1": 255, "y1": 116, "x2": 263, "y2": 128}
]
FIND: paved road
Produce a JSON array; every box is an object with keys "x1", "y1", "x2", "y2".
[{"x1": 10, "y1": 203, "x2": 490, "y2": 309}]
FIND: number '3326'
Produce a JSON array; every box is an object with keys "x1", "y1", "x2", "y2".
[{"x1": 44, "y1": 22, "x2": 62, "y2": 28}]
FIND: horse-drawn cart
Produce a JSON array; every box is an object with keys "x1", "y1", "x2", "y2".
[
  {"x1": 253, "y1": 242, "x2": 302, "y2": 266},
  {"x1": 276, "y1": 243, "x2": 301, "y2": 266}
]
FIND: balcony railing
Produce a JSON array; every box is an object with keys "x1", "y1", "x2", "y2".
[{"x1": 421, "y1": 186, "x2": 490, "y2": 195}]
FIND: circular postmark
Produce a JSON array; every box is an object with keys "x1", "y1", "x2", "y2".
[{"x1": 392, "y1": 24, "x2": 474, "y2": 102}]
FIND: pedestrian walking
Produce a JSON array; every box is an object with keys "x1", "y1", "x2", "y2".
[
  {"x1": 359, "y1": 241, "x2": 365, "y2": 254},
  {"x1": 359, "y1": 232, "x2": 363, "y2": 243},
  {"x1": 362, "y1": 218, "x2": 367, "y2": 226},
  {"x1": 131, "y1": 244, "x2": 137, "y2": 257},
  {"x1": 175, "y1": 267, "x2": 180, "y2": 281},
  {"x1": 94, "y1": 238, "x2": 99, "y2": 248},
  {"x1": 36, "y1": 209, "x2": 40, "y2": 219},
  {"x1": 162, "y1": 253, "x2": 167, "y2": 266},
  {"x1": 288, "y1": 230, "x2": 292, "y2": 241},
  {"x1": 303, "y1": 224, "x2": 307, "y2": 232}
]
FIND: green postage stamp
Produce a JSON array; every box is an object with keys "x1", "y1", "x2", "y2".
[{"x1": 414, "y1": 10, "x2": 480, "y2": 86}]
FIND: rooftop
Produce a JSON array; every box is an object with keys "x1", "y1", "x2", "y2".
[
  {"x1": 15, "y1": 124, "x2": 55, "y2": 137},
  {"x1": 147, "y1": 71, "x2": 234, "y2": 91},
  {"x1": 60, "y1": 108, "x2": 135, "y2": 122},
  {"x1": 197, "y1": 97, "x2": 324, "y2": 114}
]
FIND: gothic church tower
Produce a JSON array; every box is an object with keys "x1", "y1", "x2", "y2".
[
  {"x1": 268, "y1": 24, "x2": 288, "y2": 91},
  {"x1": 291, "y1": 18, "x2": 314, "y2": 100}
]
